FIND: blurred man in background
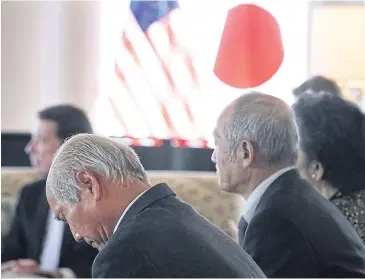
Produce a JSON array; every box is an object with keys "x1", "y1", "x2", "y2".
[{"x1": 2, "y1": 105, "x2": 98, "y2": 278}]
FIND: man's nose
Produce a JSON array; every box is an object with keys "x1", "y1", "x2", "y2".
[
  {"x1": 211, "y1": 149, "x2": 217, "y2": 163},
  {"x1": 25, "y1": 140, "x2": 35, "y2": 154},
  {"x1": 69, "y1": 227, "x2": 83, "y2": 242}
]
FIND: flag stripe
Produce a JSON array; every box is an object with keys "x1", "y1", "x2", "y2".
[
  {"x1": 110, "y1": 1, "x2": 208, "y2": 147},
  {"x1": 114, "y1": 61, "x2": 155, "y2": 137},
  {"x1": 108, "y1": 95, "x2": 129, "y2": 135}
]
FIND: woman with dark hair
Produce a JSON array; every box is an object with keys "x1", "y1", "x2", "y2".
[
  {"x1": 293, "y1": 92, "x2": 365, "y2": 244},
  {"x1": 293, "y1": 75, "x2": 341, "y2": 98}
]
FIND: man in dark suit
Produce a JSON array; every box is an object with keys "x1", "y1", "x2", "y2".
[
  {"x1": 2, "y1": 105, "x2": 98, "y2": 278},
  {"x1": 45, "y1": 134, "x2": 265, "y2": 278},
  {"x1": 211, "y1": 92, "x2": 365, "y2": 277}
]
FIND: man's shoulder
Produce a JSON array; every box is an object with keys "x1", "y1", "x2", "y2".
[
  {"x1": 21, "y1": 179, "x2": 46, "y2": 195},
  {"x1": 258, "y1": 169, "x2": 323, "y2": 211},
  {"x1": 116, "y1": 206, "x2": 178, "y2": 237},
  {"x1": 106, "y1": 204, "x2": 191, "y2": 251},
  {"x1": 252, "y1": 169, "x2": 339, "y2": 228},
  {"x1": 16, "y1": 179, "x2": 46, "y2": 209},
  {"x1": 252, "y1": 170, "x2": 363, "y2": 244}
]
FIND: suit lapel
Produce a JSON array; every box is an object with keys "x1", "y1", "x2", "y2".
[
  {"x1": 256, "y1": 168, "x2": 300, "y2": 210},
  {"x1": 241, "y1": 169, "x2": 300, "y2": 244},
  {"x1": 35, "y1": 184, "x2": 75, "y2": 264},
  {"x1": 238, "y1": 216, "x2": 248, "y2": 245},
  {"x1": 34, "y1": 189, "x2": 51, "y2": 260}
]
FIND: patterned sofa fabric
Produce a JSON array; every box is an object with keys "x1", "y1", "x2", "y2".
[
  {"x1": 1, "y1": 170, "x2": 38, "y2": 237},
  {"x1": 1, "y1": 169, "x2": 244, "y2": 241},
  {"x1": 149, "y1": 175, "x2": 244, "y2": 239}
]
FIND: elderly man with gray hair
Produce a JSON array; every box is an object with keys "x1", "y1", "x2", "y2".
[
  {"x1": 212, "y1": 92, "x2": 365, "y2": 278},
  {"x1": 45, "y1": 134, "x2": 265, "y2": 278}
]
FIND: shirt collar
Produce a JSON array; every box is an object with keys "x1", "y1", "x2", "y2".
[
  {"x1": 113, "y1": 189, "x2": 149, "y2": 234},
  {"x1": 243, "y1": 166, "x2": 295, "y2": 223}
]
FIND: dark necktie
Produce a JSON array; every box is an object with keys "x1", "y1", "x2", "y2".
[{"x1": 238, "y1": 216, "x2": 248, "y2": 245}]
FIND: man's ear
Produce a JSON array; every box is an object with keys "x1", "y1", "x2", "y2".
[
  {"x1": 241, "y1": 140, "x2": 254, "y2": 168},
  {"x1": 75, "y1": 170, "x2": 101, "y2": 201},
  {"x1": 309, "y1": 160, "x2": 324, "y2": 182}
]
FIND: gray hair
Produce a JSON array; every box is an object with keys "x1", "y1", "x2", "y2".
[
  {"x1": 225, "y1": 92, "x2": 299, "y2": 166},
  {"x1": 46, "y1": 134, "x2": 148, "y2": 205}
]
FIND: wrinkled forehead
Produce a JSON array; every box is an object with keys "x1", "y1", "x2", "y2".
[
  {"x1": 34, "y1": 119, "x2": 58, "y2": 139},
  {"x1": 215, "y1": 105, "x2": 234, "y2": 135}
]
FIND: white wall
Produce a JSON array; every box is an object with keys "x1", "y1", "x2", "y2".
[
  {"x1": 1, "y1": 1, "x2": 102, "y2": 132},
  {"x1": 309, "y1": 4, "x2": 365, "y2": 110}
]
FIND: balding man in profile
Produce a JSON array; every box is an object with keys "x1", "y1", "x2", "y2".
[
  {"x1": 212, "y1": 92, "x2": 365, "y2": 277},
  {"x1": 45, "y1": 134, "x2": 265, "y2": 278}
]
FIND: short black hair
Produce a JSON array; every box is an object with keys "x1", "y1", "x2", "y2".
[
  {"x1": 38, "y1": 104, "x2": 93, "y2": 142},
  {"x1": 293, "y1": 93, "x2": 365, "y2": 194},
  {"x1": 293, "y1": 76, "x2": 341, "y2": 98}
]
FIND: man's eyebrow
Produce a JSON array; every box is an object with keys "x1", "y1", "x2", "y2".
[{"x1": 54, "y1": 214, "x2": 66, "y2": 223}]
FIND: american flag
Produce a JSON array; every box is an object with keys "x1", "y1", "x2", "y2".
[{"x1": 110, "y1": 0, "x2": 210, "y2": 148}]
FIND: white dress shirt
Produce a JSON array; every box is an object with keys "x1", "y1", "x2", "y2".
[
  {"x1": 39, "y1": 210, "x2": 65, "y2": 271},
  {"x1": 113, "y1": 189, "x2": 149, "y2": 234},
  {"x1": 243, "y1": 166, "x2": 295, "y2": 223}
]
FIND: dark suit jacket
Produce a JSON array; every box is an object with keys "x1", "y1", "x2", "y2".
[
  {"x1": 92, "y1": 183, "x2": 265, "y2": 278},
  {"x1": 239, "y1": 169, "x2": 365, "y2": 278},
  {"x1": 1, "y1": 179, "x2": 98, "y2": 278}
]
